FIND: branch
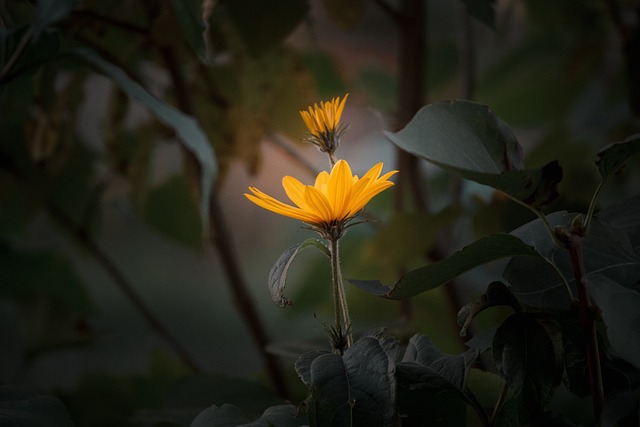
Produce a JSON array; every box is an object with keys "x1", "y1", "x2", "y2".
[
  {"x1": 46, "y1": 203, "x2": 202, "y2": 372},
  {"x1": 158, "y1": 45, "x2": 290, "y2": 399}
]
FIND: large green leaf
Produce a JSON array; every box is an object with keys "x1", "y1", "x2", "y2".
[
  {"x1": 77, "y1": 49, "x2": 217, "y2": 233},
  {"x1": 0, "y1": 386, "x2": 74, "y2": 427},
  {"x1": 595, "y1": 133, "x2": 640, "y2": 180},
  {"x1": 350, "y1": 233, "x2": 540, "y2": 300},
  {"x1": 386, "y1": 100, "x2": 562, "y2": 208},
  {"x1": 295, "y1": 333, "x2": 399, "y2": 427},
  {"x1": 492, "y1": 313, "x2": 564, "y2": 421},
  {"x1": 505, "y1": 213, "x2": 640, "y2": 310},
  {"x1": 589, "y1": 275, "x2": 640, "y2": 370},
  {"x1": 268, "y1": 239, "x2": 329, "y2": 307}
]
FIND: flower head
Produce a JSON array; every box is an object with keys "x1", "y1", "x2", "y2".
[
  {"x1": 245, "y1": 159, "x2": 397, "y2": 239},
  {"x1": 299, "y1": 94, "x2": 349, "y2": 157}
]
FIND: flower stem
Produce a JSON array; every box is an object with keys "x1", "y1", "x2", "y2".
[{"x1": 329, "y1": 236, "x2": 353, "y2": 349}]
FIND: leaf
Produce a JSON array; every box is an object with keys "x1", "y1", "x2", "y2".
[
  {"x1": 457, "y1": 281, "x2": 521, "y2": 337},
  {"x1": 589, "y1": 275, "x2": 640, "y2": 370},
  {"x1": 143, "y1": 175, "x2": 203, "y2": 248},
  {"x1": 190, "y1": 403, "x2": 305, "y2": 427},
  {"x1": 296, "y1": 334, "x2": 399, "y2": 427},
  {"x1": 395, "y1": 335, "x2": 478, "y2": 426},
  {"x1": 492, "y1": 313, "x2": 564, "y2": 419},
  {"x1": 460, "y1": 0, "x2": 496, "y2": 28},
  {"x1": 386, "y1": 100, "x2": 562, "y2": 207},
  {"x1": 268, "y1": 239, "x2": 329, "y2": 307},
  {"x1": 217, "y1": 0, "x2": 308, "y2": 56},
  {"x1": 399, "y1": 334, "x2": 478, "y2": 394},
  {"x1": 505, "y1": 213, "x2": 640, "y2": 310},
  {"x1": 350, "y1": 233, "x2": 540, "y2": 300},
  {"x1": 597, "y1": 193, "x2": 640, "y2": 250},
  {"x1": 32, "y1": 0, "x2": 81, "y2": 37},
  {"x1": 191, "y1": 404, "x2": 250, "y2": 426},
  {"x1": 0, "y1": 386, "x2": 74, "y2": 427},
  {"x1": 601, "y1": 389, "x2": 640, "y2": 427},
  {"x1": 596, "y1": 133, "x2": 640, "y2": 180},
  {"x1": 0, "y1": 243, "x2": 91, "y2": 312},
  {"x1": 77, "y1": 48, "x2": 217, "y2": 234},
  {"x1": 169, "y1": 0, "x2": 209, "y2": 63}
]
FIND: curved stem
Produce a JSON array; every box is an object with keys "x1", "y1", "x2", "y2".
[
  {"x1": 584, "y1": 179, "x2": 604, "y2": 233},
  {"x1": 506, "y1": 194, "x2": 563, "y2": 247}
]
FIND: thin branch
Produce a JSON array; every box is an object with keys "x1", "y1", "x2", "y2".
[
  {"x1": 267, "y1": 133, "x2": 320, "y2": 177},
  {"x1": 0, "y1": 25, "x2": 34, "y2": 80},
  {"x1": 158, "y1": 45, "x2": 290, "y2": 399},
  {"x1": 372, "y1": 0, "x2": 403, "y2": 24},
  {"x1": 72, "y1": 9, "x2": 149, "y2": 35},
  {"x1": 46, "y1": 203, "x2": 202, "y2": 372}
]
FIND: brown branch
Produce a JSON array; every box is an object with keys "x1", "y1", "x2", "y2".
[
  {"x1": 46, "y1": 203, "x2": 202, "y2": 372},
  {"x1": 158, "y1": 46, "x2": 290, "y2": 399},
  {"x1": 563, "y1": 230, "x2": 604, "y2": 419},
  {"x1": 268, "y1": 132, "x2": 320, "y2": 178}
]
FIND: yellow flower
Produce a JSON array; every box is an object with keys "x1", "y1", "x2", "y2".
[
  {"x1": 245, "y1": 159, "x2": 397, "y2": 238},
  {"x1": 299, "y1": 94, "x2": 349, "y2": 156}
]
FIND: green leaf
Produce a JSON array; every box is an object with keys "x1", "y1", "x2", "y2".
[
  {"x1": 590, "y1": 275, "x2": 640, "y2": 370},
  {"x1": 596, "y1": 133, "x2": 640, "y2": 180},
  {"x1": 77, "y1": 48, "x2": 217, "y2": 234},
  {"x1": 492, "y1": 313, "x2": 564, "y2": 420},
  {"x1": 396, "y1": 335, "x2": 478, "y2": 426},
  {"x1": 460, "y1": 0, "x2": 496, "y2": 28},
  {"x1": 0, "y1": 386, "x2": 74, "y2": 427},
  {"x1": 505, "y1": 213, "x2": 640, "y2": 310},
  {"x1": 601, "y1": 389, "x2": 640, "y2": 427},
  {"x1": 191, "y1": 403, "x2": 305, "y2": 427},
  {"x1": 457, "y1": 281, "x2": 521, "y2": 337},
  {"x1": 191, "y1": 404, "x2": 250, "y2": 426},
  {"x1": 143, "y1": 175, "x2": 203, "y2": 248},
  {"x1": 597, "y1": 193, "x2": 640, "y2": 250},
  {"x1": 164, "y1": 374, "x2": 282, "y2": 417},
  {"x1": 268, "y1": 239, "x2": 329, "y2": 307},
  {"x1": 169, "y1": 0, "x2": 209, "y2": 63},
  {"x1": 350, "y1": 233, "x2": 540, "y2": 300},
  {"x1": 32, "y1": 0, "x2": 80, "y2": 37},
  {"x1": 0, "y1": 244, "x2": 91, "y2": 312},
  {"x1": 386, "y1": 100, "x2": 562, "y2": 208},
  {"x1": 217, "y1": 0, "x2": 308, "y2": 56},
  {"x1": 296, "y1": 334, "x2": 399, "y2": 427}
]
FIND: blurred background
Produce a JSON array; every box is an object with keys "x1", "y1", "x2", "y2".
[{"x1": 1, "y1": 0, "x2": 639, "y2": 425}]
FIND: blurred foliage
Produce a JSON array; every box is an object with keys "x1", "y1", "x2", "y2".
[{"x1": 1, "y1": 0, "x2": 640, "y2": 425}]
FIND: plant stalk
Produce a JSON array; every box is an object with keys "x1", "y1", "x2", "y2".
[
  {"x1": 565, "y1": 232, "x2": 604, "y2": 419},
  {"x1": 329, "y1": 236, "x2": 352, "y2": 349}
]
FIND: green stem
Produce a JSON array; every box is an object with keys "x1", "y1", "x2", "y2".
[
  {"x1": 329, "y1": 236, "x2": 353, "y2": 349},
  {"x1": 490, "y1": 381, "x2": 509, "y2": 425},
  {"x1": 584, "y1": 179, "x2": 604, "y2": 233},
  {"x1": 506, "y1": 194, "x2": 575, "y2": 301},
  {"x1": 507, "y1": 194, "x2": 561, "y2": 247}
]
